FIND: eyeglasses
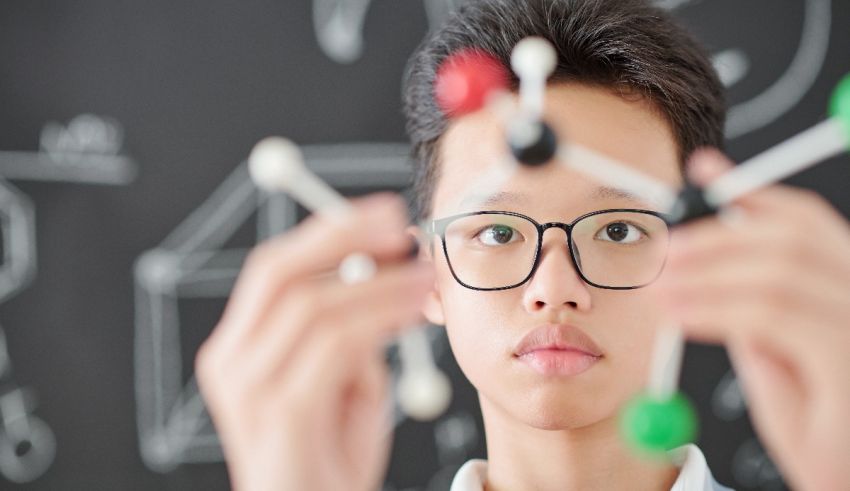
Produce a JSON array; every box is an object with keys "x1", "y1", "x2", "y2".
[{"x1": 430, "y1": 209, "x2": 671, "y2": 290}]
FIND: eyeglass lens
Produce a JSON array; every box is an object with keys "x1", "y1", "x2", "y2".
[{"x1": 442, "y1": 211, "x2": 669, "y2": 289}]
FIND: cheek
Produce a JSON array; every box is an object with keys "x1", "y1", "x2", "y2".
[
  {"x1": 436, "y1": 265, "x2": 515, "y2": 381},
  {"x1": 593, "y1": 289, "x2": 665, "y2": 386}
]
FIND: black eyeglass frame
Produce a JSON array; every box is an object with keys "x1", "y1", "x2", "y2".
[{"x1": 430, "y1": 209, "x2": 672, "y2": 291}]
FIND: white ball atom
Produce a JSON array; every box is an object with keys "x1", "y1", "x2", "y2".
[
  {"x1": 511, "y1": 36, "x2": 557, "y2": 80},
  {"x1": 248, "y1": 136, "x2": 306, "y2": 192},
  {"x1": 338, "y1": 253, "x2": 377, "y2": 285},
  {"x1": 397, "y1": 369, "x2": 452, "y2": 421}
]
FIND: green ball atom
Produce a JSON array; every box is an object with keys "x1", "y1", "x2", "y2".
[
  {"x1": 829, "y1": 73, "x2": 850, "y2": 139},
  {"x1": 620, "y1": 392, "x2": 698, "y2": 455}
]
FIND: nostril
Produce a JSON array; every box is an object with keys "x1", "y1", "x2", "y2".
[{"x1": 533, "y1": 299, "x2": 578, "y2": 310}]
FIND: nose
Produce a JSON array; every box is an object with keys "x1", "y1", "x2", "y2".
[{"x1": 522, "y1": 227, "x2": 593, "y2": 314}]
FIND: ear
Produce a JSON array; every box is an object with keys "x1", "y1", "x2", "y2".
[
  {"x1": 422, "y1": 281, "x2": 447, "y2": 326},
  {"x1": 406, "y1": 224, "x2": 446, "y2": 326}
]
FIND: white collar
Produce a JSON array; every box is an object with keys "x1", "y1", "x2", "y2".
[{"x1": 449, "y1": 444, "x2": 733, "y2": 491}]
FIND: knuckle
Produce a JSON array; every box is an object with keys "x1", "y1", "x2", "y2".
[
  {"x1": 796, "y1": 189, "x2": 838, "y2": 222},
  {"x1": 285, "y1": 283, "x2": 322, "y2": 319},
  {"x1": 283, "y1": 393, "x2": 314, "y2": 423},
  {"x1": 279, "y1": 381, "x2": 325, "y2": 419},
  {"x1": 325, "y1": 323, "x2": 370, "y2": 363},
  {"x1": 243, "y1": 242, "x2": 279, "y2": 279},
  {"x1": 314, "y1": 323, "x2": 353, "y2": 352},
  {"x1": 740, "y1": 302, "x2": 772, "y2": 330},
  {"x1": 194, "y1": 341, "x2": 218, "y2": 382},
  {"x1": 761, "y1": 267, "x2": 793, "y2": 305},
  {"x1": 799, "y1": 188, "x2": 827, "y2": 207},
  {"x1": 195, "y1": 347, "x2": 233, "y2": 404},
  {"x1": 246, "y1": 239, "x2": 276, "y2": 265},
  {"x1": 763, "y1": 221, "x2": 804, "y2": 261},
  {"x1": 342, "y1": 211, "x2": 386, "y2": 238},
  {"x1": 779, "y1": 233, "x2": 809, "y2": 264},
  {"x1": 356, "y1": 193, "x2": 406, "y2": 215},
  {"x1": 244, "y1": 237, "x2": 304, "y2": 288},
  {"x1": 354, "y1": 198, "x2": 408, "y2": 230},
  {"x1": 763, "y1": 281, "x2": 791, "y2": 309}
]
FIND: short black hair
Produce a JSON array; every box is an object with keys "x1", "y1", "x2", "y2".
[{"x1": 402, "y1": 0, "x2": 726, "y2": 220}]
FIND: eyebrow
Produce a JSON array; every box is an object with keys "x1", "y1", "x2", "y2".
[
  {"x1": 586, "y1": 185, "x2": 646, "y2": 203},
  {"x1": 460, "y1": 191, "x2": 529, "y2": 208},
  {"x1": 460, "y1": 186, "x2": 648, "y2": 209}
]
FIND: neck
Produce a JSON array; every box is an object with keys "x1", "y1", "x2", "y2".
[{"x1": 479, "y1": 395, "x2": 679, "y2": 491}]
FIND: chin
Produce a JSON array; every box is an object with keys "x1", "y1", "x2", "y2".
[
  {"x1": 490, "y1": 378, "x2": 629, "y2": 431},
  {"x1": 470, "y1": 361, "x2": 641, "y2": 432},
  {"x1": 518, "y1": 391, "x2": 619, "y2": 430}
]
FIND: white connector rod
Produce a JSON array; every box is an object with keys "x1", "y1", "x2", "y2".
[{"x1": 248, "y1": 136, "x2": 452, "y2": 421}]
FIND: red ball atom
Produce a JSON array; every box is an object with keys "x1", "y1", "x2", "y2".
[{"x1": 434, "y1": 49, "x2": 509, "y2": 117}]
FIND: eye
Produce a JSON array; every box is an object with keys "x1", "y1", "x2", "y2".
[
  {"x1": 475, "y1": 224, "x2": 521, "y2": 246},
  {"x1": 594, "y1": 221, "x2": 646, "y2": 244}
]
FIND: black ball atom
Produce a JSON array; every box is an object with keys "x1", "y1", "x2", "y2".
[
  {"x1": 508, "y1": 120, "x2": 557, "y2": 167},
  {"x1": 667, "y1": 183, "x2": 718, "y2": 226}
]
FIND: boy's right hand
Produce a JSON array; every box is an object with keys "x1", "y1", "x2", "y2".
[{"x1": 195, "y1": 194, "x2": 434, "y2": 491}]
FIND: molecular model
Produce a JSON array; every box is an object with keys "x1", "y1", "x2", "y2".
[
  {"x1": 242, "y1": 34, "x2": 850, "y2": 450},
  {"x1": 432, "y1": 36, "x2": 850, "y2": 456}
]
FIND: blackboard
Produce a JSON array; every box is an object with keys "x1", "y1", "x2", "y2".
[{"x1": 0, "y1": 1, "x2": 848, "y2": 489}]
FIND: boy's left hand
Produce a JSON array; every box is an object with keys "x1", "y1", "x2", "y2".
[{"x1": 649, "y1": 149, "x2": 850, "y2": 491}]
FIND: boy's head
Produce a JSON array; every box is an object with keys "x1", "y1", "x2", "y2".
[
  {"x1": 402, "y1": 0, "x2": 727, "y2": 433},
  {"x1": 403, "y1": 0, "x2": 725, "y2": 222}
]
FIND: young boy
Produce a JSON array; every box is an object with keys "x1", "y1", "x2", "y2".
[{"x1": 196, "y1": 1, "x2": 850, "y2": 490}]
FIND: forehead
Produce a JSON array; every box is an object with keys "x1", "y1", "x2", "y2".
[{"x1": 433, "y1": 83, "x2": 683, "y2": 218}]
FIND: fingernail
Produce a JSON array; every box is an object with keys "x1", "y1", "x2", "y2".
[
  {"x1": 655, "y1": 289, "x2": 684, "y2": 314},
  {"x1": 666, "y1": 234, "x2": 689, "y2": 262},
  {"x1": 718, "y1": 205, "x2": 746, "y2": 229},
  {"x1": 687, "y1": 148, "x2": 733, "y2": 185},
  {"x1": 360, "y1": 193, "x2": 405, "y2": 214},
  {"x1": 653, "y1": 281, "x2": 677, "y2": 304},
  {"x1": 367, "y1": 200, "x2": 409, "y2": 232},
  {"x1": 669, "y1": 302, "x2": 692, "y2": 323},
  {"x1": 410, "y1": 263, "x2": 435, "y2": 286}
]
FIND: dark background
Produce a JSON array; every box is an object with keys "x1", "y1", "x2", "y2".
[{"x1": 0, "y1": 0, "x2": 848, "y2": 489}]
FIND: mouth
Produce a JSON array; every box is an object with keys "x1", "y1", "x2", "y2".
[{"x1": 513, "y1": 324, "x2": 603, "y2": 376}]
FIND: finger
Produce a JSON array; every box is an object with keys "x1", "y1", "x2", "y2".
[
  {"x1": 665, "y1": 211, "x2": 850, "y2": 286},
  {"x1": 726, "y1": 337, "x2": 804, "y2": 470},
  {"x1": 661, "y1": 218, "x2": 850, "y2": 313},
  {"x1": 239, "y1": 260, "x2": 433, "y2": 385},
  {"x1": 742, "y1": 186, "x2": 845, "y2": 230},
  {"x1": 339, "y1": 354, "x2": 393, "y2": 486},
  {"x1": 279, "y1": 320, "x2": 394, "y2": 491},
  {"x1": 729, "y1": 334, "x2": 850, "y2": 491},
  {"x1": 654, "y1": 256, "x2": 849, "y2": 346},
  {"x1": 277, "y1": 305, "x2": 391, "y2": 435},
  {"x1": 214, "y1": 193, "x2": 412, "y2": 346},
  {"x1": 686, "y1": 147, "x2": 734, "y2": 186},
  {"x1": 688, "y1": 148, "x2": 848, "y2": 231},
  {"x1": 661, "y1": 280, "x2": 848, "y2": 366},
  {"x1": 658, "y1": 250, "x2": 850, "y2": 398}
]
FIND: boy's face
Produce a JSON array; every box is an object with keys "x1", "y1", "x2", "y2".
[{"x1": 422, "y1": 83, "x2": 684, "y2": 430}]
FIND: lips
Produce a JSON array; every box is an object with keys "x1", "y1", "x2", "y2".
[{"x1": 514, "y1": 324, "x2": 603, "y2": 376}]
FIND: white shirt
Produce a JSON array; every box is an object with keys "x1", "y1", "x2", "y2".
[{"x1": 449, "y1": 444, "x2": 733, "y2": 491}]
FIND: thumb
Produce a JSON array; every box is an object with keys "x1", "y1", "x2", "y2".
[
  {"x1": 686, "y1": 147, "x2": 735, "y2": 187},
  {"x1": 727, "y1": 337, "x2": 803, "y2": 477}
]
